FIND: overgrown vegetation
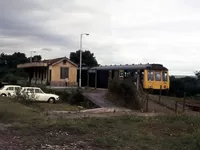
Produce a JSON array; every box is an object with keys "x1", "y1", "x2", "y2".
[
  {"x1": 0, "y1": 97, "x2": 41, "y2": 123},
  {"x1": 107, "y1": 78, "x2": 141, "y2": 109},
  {"x1": 40, "y1": 87, "x2": 96, "y2": 108},
  {"x1": 1, "y1": 111, "x2": 200, "y2": 149},
  {"x1": 169, "y1": 74, "x2": 200, "y2": 98},
  {"x1": 11, "y1": 90, "x2": 39, "y2": 107},
  {"x1": 0, "y1": 94, "x2": 200, "y2": 149}
]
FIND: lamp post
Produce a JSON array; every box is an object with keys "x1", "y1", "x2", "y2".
[
  {"x1": 30, "y1": 50, "x2": 36, "y2": 62},
  {"x1": 79, "y1": 33, "x2": 89, "y2": 88}
]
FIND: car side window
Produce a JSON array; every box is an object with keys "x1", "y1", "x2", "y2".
[
  {"x1": 6, "y1": 87, "x2": 14, "y2": 91},
  {"x1": 27, "y1": 88, "x2": 34, "y2": 93},
  {"x1": 15, "y1": 87, "x2": 21, "y2": 92},
  {"x1": 35, "y1": 89, "x2": 42, "y2": 93}
]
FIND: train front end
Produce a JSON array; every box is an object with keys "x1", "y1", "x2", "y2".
[{"x1": 143, "y1": 64, "x2": 170, "y2": 92}]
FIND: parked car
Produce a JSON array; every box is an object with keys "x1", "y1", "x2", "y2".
[
  {"x1": 0, "y1": 85, "x2": 21, "y2": 97},
  {"x1": 20, "y1": 87, "x2": 59, "y2": 103}
]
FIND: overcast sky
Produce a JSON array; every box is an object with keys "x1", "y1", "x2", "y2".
[{"x1": 0, "y1": 0, "x2": 200, "y2": 75}]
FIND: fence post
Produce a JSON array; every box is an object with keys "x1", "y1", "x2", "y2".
[
  {"x1": 146, "y1": 92, "x2": 149, "y2": 112},
  {"x1": 175, "y1": 101, "x2": 178, "y2": 114},
  {"x1": 159, "y1": 85, "x2": 162, "y2": 104},
  {"x1": 183, "y1": 92, "x2": 186, "y2": 112}
]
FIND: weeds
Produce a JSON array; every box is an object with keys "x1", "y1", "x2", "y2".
[
  {"x1": 11, "y1": 90, "x2": 38, "y2": 107},
  {"x1": 108, "y1": 79, "x2": 140, "y2": 109},
  {"x1": 40, "y1": 87, "x2": 89, "y2": 107}
]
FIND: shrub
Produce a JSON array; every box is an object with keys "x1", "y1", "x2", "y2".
[
  {"x1": 39, "y1": 87, "x2": 70, "y2": 102},
  {"x1": 68, "y1": 89, "x2": 84, "y2": 105},
  {"x1": 40, "y1": 87, "x2": 85, "y2": 105},
  {"x1": 2, "y1": 73, "x2": 19, "y2": 84},
  {"x1": 108, "y1": 79, "x2": 141, "y2": 109},
  {"x1": 12, "y1": 90, "x2": 38, "y2": 107}
]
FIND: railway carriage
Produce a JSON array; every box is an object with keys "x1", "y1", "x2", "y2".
[{"x1": 78, "y1": 63, "x2": 170, "y2": 93}]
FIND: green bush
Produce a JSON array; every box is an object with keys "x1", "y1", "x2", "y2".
[
  {"x1": 2, "y1": 73, "x2": 19, "y2": 84},
  {"x1": 108, "y1": 79, "x2": 140, "y2": 109},
  {"x1": 40, "y1": 87, "x2": 85, "y2": 105},
  {"x1": 12, "y1": 90, "x2": 39, "y2": 107},
  {"x1": 68, "y1": 89, "x2": 84, "y2": 105},
  {"x1": 169, "y1": 76, "x2": 200, "y2": 97}
]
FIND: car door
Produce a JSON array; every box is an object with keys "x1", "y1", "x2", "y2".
[
  {"x1": 26, "y1": 88, "x2": 35, "y2": 100},
  {"x1": 34, "y1": 89, "x2": 45, "y2": 101},
  {"x1": 14, "y1": 87, "x2": 21, "y2": 96},
  {"x1": 6, "y1": 87, "x2": 14, "y2": 96}
]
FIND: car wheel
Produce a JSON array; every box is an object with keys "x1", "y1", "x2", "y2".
[
  {"x1": 48, "y1": 97, "x2": 55, "y2": 104},
  {"x1": 1, "y1": 94, "x2": 6, "y2": 97}
]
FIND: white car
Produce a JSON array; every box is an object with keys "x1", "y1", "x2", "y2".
[
  {"x1": 0, "y1": 85, "x2": 21, "y2": 97},
  {"x1": 20, "y1": 87, "x2": 59, "y2": 103}
]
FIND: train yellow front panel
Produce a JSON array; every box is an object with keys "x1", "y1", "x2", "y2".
[{"x1": 143, "y1": 69, "x2": 169, "y2": 90}]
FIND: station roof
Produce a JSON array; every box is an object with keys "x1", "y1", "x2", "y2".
[{"x1": 17, "y1": 57, "x2": 77, "y2": 68}]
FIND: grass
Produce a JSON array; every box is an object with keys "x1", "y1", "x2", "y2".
[
  {"x1": 0, "y1": 97, "x2": 42, "y2": 123},
  {"x1": 0, "y1": 96, "x2": 200, "y2": 149},
  {"x1": 6, "y1": 115, "x2": 200, "y2": 150},
  {"x1": 48, "y1": 115, "x2": 200, "y2": 150},
  {"x1": 38, "y1": 103, "x2": 80, "y2": 111},
  {"x1": 0, "y1": 97, "x2": 79, "y2": 123}
]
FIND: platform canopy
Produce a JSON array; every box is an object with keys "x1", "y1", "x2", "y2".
[{"x1": 17, "y1": 62, "x2": 48, "y2": 68}]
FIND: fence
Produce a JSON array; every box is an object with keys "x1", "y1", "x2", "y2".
[
  {"x1": 136, "y1": 84, "x2": 198, "y2": 113},
  {"x1": 136, "y1": 83, "x2": 149, "y2": 112},
  {"x1": 148, "y1": 90, "x2": 197, "y2": 113}
]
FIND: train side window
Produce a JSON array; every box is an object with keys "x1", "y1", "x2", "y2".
[
  {"x1": 148, "y1": 71, "x2": 154, "y2": 81},
  {"x1": 155, "y1": 72, "x2": 161, "y2": 81},
  {"x1": 162, "y1": 72, "x2": 168, "y2": 81}
]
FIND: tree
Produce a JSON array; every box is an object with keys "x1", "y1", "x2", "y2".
[
  {"x1": 195, "y1": 71, "x2": 200, "y2": 80},
  {"x1": 169, "y1": 74, "x2": 200, "y2": 97},
  {"x1": 69, "y1": 50, "x2": 99, "y2": 67},
  {"x1": 0, "y1": 52, "x2": 29, "y2": 80}
]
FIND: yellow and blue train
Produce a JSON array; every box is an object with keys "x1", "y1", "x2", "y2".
[{"x1": 79, "y1": 63, "x2": 170, "y2": 92}]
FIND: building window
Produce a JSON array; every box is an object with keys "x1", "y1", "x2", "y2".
[
  {"x1": 155, "y1": 72, "x2": 161, "y2": 81},
  {"x1": 148, "y1": 71, "x2": 154, "y2": 81},
  {"x1": 119, "y1": 70, "x2": 124, "y2": 77},
  {"x1": 60, "y1": 67, "x2": 69, "y2": 79},
  {"x1": 162, "y1": 71, "x2": 168, "y2": 81}
]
